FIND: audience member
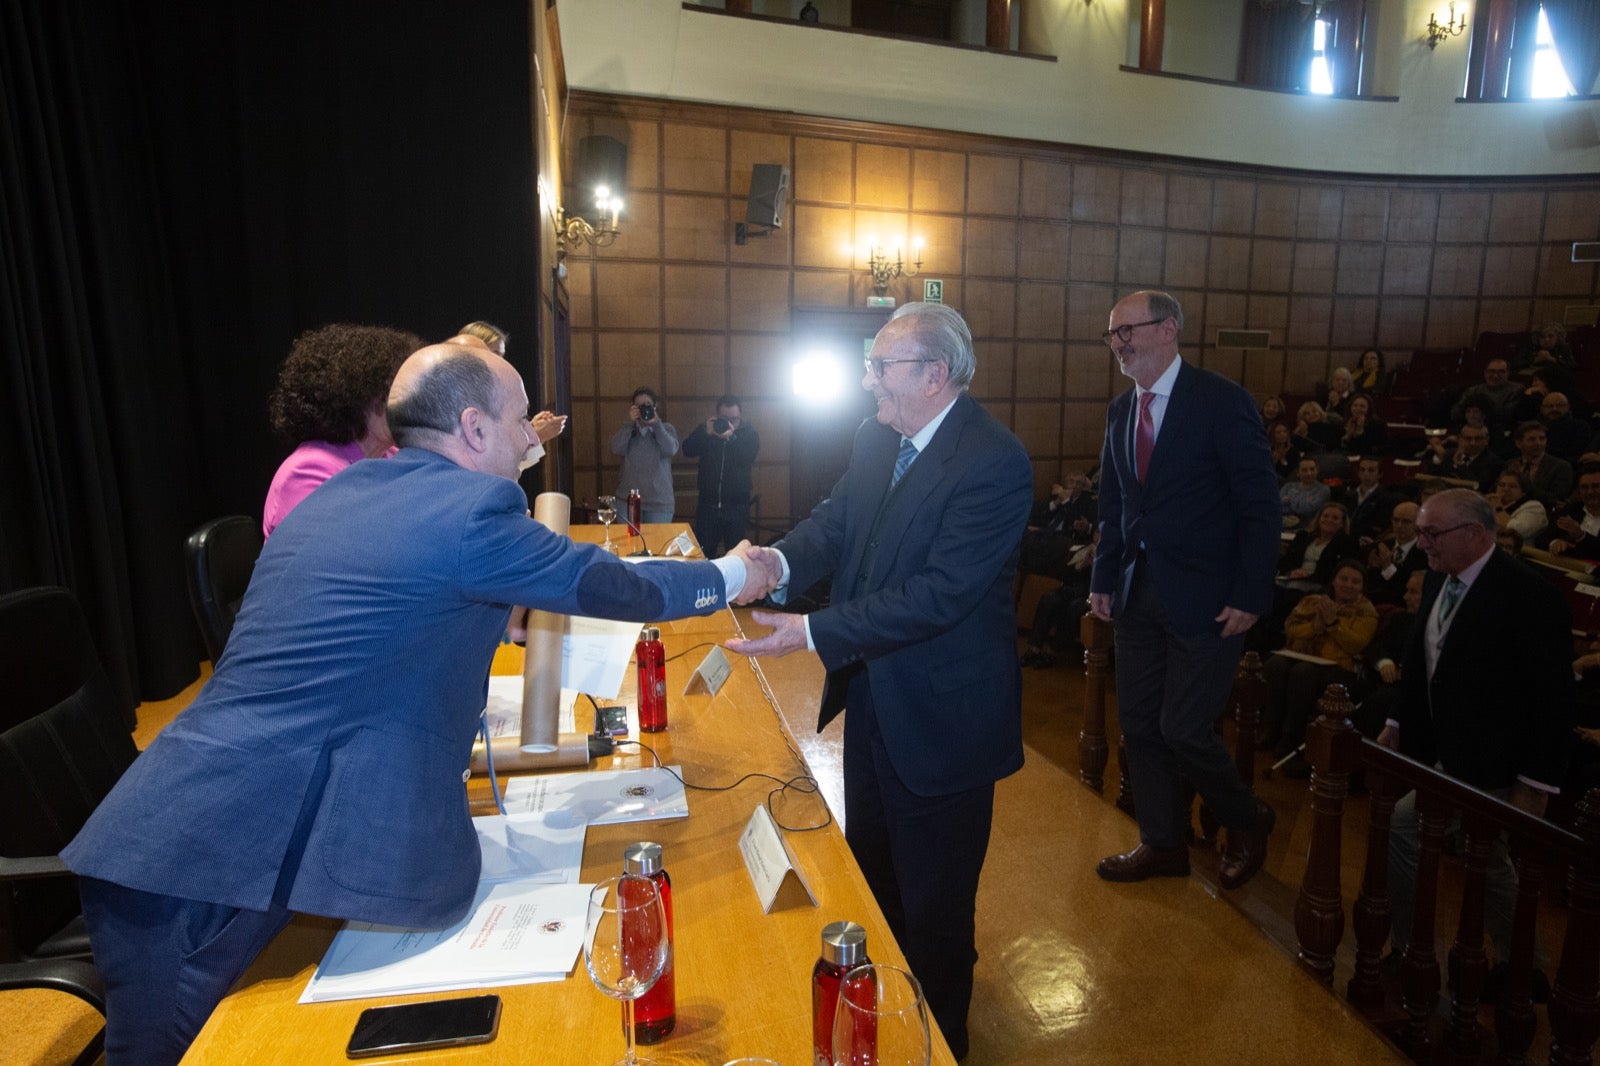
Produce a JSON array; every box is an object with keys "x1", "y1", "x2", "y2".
[
  {"x1": 1513, "y1": 321, "x2": 1575, "y2": 370},
  {"x1": 1489, "y1": 468, "x2": 1549, "y2": 541},
  {"x1": 1269, "y1": 422, "x2": 1302, "y2": 482},
  {"x1": 1537, "y1": 391, "x2": 1590, "y2": 463},
  {"x1": 1366, "y1": 501, "x2": 1427, "y2": 606},
  {"x1": 1342, "y1": 457, "x2": 1397, "y2": 542},
  {"x1": 1020, "y1": 533, "x2": 1097, "y2": 668},
  {"x1": 1451, "y1": 358, "x2": 1521, "y2": 429},
  {"x1": 1559, "y1": 641, "x2": 1600, "y2": 830},
  {"x1": 1294, "y1": 400, "x2": 1343, "y2": 453},
  {"x1": 1281, "y1": 457, "x2": 1331, "y2": 526},
  {"x1": 1511, "y1": 364, "x2": 1583, "y2": 425},
  {"x1": 1351, "y1": 569, "x2": 1425, "y2": 739},
  {"x1": 609, "y1": 386, "x2": 680, "y2": 522},
  {"x1": 1325, "y1": 366, "x2": 1355, "y2": 417},
  {"x1": 262, "y1": 323, "x2": 421, "y2": 537},
  {"x1": 1381, "y1": 489, "x2": 1572, "y2": 992},
  {"x1": 1261, "y1": 394, "x2": 1289, "y2": 428},
  {"x1": 1419, "y1": 422, "x2": 1502, "y2": 492},
  {"x1": 447, "y1": 324, "x2": 567, "y2": 469},
  {"x1": 63, "y1": 342, "x2": 769, "y2": 1064},
  {"x1": 1278, "y1": 501, "x2": 1360, "y2": 593},
  {"x1": 1351, "y1": 348, "x2": 1388, "y2": 393},
  {"x1": 1021, "y1": 473, "x2": 1096, "y2": 579},
  {"x1": 1340, "y1": 393, "x2": 1387, "y2": 455},
  {"x1": 1262, "y1": 558, "x2": 1379, "y2": 777},
  {"x1": 1540, "y1": 463, "x2": 1600, "y2": 560},
  {"x1": 681, "y1": 394, "x2": 760, "y2": 556},
  {"x1": 1504, "y1": 420, "x2": 1573, "y2": 504}
]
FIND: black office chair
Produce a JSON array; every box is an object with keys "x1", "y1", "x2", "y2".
[
  {"x1": 0, "y1": 958, "x2": 106, "y2": 1065},
  {"x1": 0, "y1": 586, "x2": 138, "y2": 963},
  {"x1": 184, "y1": 515, "x2": 262, "y2": 663}
]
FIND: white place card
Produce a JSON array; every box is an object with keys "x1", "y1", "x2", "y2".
[
  {"x1": 737, "y1": 805, "x2": 817, "y2": 914},
  {"x1": 684, "y1": 645, "x2": 732, "y2": 697},
  {"x1": 662, "y1": 530, "x2": 697, "y2": 557}
]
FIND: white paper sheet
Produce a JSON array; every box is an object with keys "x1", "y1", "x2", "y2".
[
  {"x1": 482, "y1": 675, "x2": 578, "y2": 737},
  {"x1": 561, "y1": 616, "x2": 645, "y2": 698},
  {"x1": 473, "y1": 813, "x2": 586, "y2": 884},
  {"x1": 501, "y1": 766, "x2": 689, "y2": 827},
  {"x1": 299, "y1": 881, "x2": 592, "y2": 1003}
]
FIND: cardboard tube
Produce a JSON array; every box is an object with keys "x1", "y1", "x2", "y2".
[
  {"x1": 521, "y1": 492, "x2": 570, "y2": 753},
  {"x1": 472, "y1": 734, "x2": 590, "y2": 773}
]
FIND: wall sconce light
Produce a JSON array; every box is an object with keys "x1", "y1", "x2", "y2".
[
  {"x1": 556, "y1": 186, "x2": 622, "y2": 259},
  {"x1": 866, "y1": 240, "x2": 924, "y2": 296},
  {"x1": 1426, "y1": 2, "x2": 1467, "y2": 48}
]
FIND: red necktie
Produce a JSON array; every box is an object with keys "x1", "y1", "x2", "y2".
[{"x1": 1136, "y1": 391, "x2": 1156, "y2": 483}]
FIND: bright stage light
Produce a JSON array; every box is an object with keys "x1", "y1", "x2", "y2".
[{"x1": 792, "y1": 352, "x2": 849, "y2": 404}]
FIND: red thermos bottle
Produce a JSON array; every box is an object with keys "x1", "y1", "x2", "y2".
[
  {"x1": 813, "y1": 921, "x2": 871, "y2": 1066},
  {"x1": 623, "y1": 842, "x2": 675, "y2": 1044},
  {"x1": 636, "y1": 626, "x2": 667, "y2": 733},
  {"x1": 626, "y1": 488, "x2": 643, "y2": 538}
]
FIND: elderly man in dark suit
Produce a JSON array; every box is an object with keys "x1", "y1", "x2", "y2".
[
  {"x1": 729, "y1": 302, "x2": 1032, "y2": 1059},
  {"x1": 62, "y1": 343, "x2": 768, "y2": 1065},
  {"x1": 1379, "y1": 488, "x2": 1573, "y2": 985},
  {"x1": 1089, "y1": 290, "x2": 1281, "y2": 888}
]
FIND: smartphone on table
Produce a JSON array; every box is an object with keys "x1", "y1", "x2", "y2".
[{"x1": 345, "y1": 994, "x2": 501, "y2": 1058}]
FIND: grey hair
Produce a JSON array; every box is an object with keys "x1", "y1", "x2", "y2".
[
  {"x1": 887, "y1": 302, "x2": 975, "y2": 390},
  {"x1": 1431, "y1": 488, "x2": 1497, "y2": 533},
  {"x1": 1134, "y1": 289, "x2": 1185, "y2": 333},
  {"x1": 387, "y1": 349, "x2": 501, "y2": 447}
]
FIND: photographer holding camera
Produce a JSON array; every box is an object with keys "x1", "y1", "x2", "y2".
[
  {"x1": 683, "y1": 394, "x2": 760, "y2": 556},
  {"x1": 610, "y1": 386, "x2": 680, "y2": 523}
]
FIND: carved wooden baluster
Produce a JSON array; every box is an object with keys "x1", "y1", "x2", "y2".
[
  {"x1": 1232, "y1": 651, "x2": 1264, "y2": 788},
  {"x1": 1348, "y1": 768, "x2": 1395, "y2": 1010},
  {"x1": 1294, "y1": 684, "x2": 1359, "y2": 986},
  {"x1": 1077, "y1": 614, "x2": 1112, "y2": 793},
  {"x1": 1549, "y1": 786, "x2": 1600, "y2": 1066},
  {"x1": 1444, "y1": 812, "x2": 1492, "y2": 1058},
  {"x1": 1399, "y1": 788, "x2": 1449, "y2": 1061},
  {"x1": 1493, "y1": 836, "x2": 1545, "y2": 1063}
]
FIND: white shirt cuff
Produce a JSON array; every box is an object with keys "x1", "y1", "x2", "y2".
[
  {"x1": 1517, "y1": 775, "x2": 1559, "y2": 794},
  {"x1": 710, "y1": 555, "x2": 746, "y2": 604}
]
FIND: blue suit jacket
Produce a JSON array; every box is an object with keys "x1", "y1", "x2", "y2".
[
  {"x1": 774, "y1": 393, "x2": 1034, "y2": 797},
  {"x1": 65, "y1": 448, "x2": 730, "y2": 927},
  {"x1": 1090, "y1": 359, "x2": 1280, "y2": 634}
]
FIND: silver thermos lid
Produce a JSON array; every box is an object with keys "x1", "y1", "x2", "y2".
[
  {"x1": 819, "y1": 920, "x2": 868, "y2": 967},
  {"x1": 624, "y1": 841, "x2": 664, "y2": 876}
]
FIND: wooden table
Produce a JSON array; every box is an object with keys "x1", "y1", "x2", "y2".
[{"x1": 182, "y1": 525, "x2": 955, "y2": 1065}]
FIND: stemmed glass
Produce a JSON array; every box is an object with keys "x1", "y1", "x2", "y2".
[
  {"x1": 832, "y1": 963, "x2": 930, "y2": 1066},
  {"x1": 584, "y1": 875, "x2": 669, "y2": 1066},
  {"x1": 596, "y1": 496, "x2": 618, "y2": 553}
]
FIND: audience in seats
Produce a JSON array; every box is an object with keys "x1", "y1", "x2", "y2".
[
  {"x1": 1269, "y1": 423, "x2": 1301, "y2": 482},
  {"x1": 1281, "y1": 457, "x2": 1331, "y2": 526},
  {"x1": 1489, "y1": 468, "x2": 1549, "y2": 541},
  {"x1": 1539, "y1": 463, "x2": 1600, "y2": 560},
  {"x1": 1514, "y1": 321, "x2": 1575, "y2": 370},
  {"x1": 1293, "y1": 401, "x2": 1343, "y2": 453},
  {"x1": 1019, "y1": 532, "x2": 1097, "y2": 669},
  {"x1": 1260, "y1": 394, "x2": 1289, "y2": 429},
  {"x1": 1512, "y1": 364, "x2": 1584, "y2": 425},
  {"x1": 1559, "y1": 640, "x2": 1600, "y2": 829},
  {"x1": 1496, "y1": 526, "x2": 1524, "y2": 557},
  {"x1": 1504, "y1": 420, "x2": 1573, "y2": 505},
  {"x1": 1350, "y1": 569, "x2": 1425, "y2": 740},
  {"x1": 1262, "y1": 558, "x2": 1379, "y2": 777},
  {"x1": 1323, "y1": 366, "x2": 1355, "y2": 417},
  {"x1": 1020, "y1": 474, "x2": 1095, "y2": 580},
  {"x1": 1278, "y1": 501, "x2": 1360, "y2": 598},
  {"x1": 1351, "y1": 347, "x2": 1388, "y2": 394},
  {"x1": 1365, "y1": 501, "x2": 1427, "y2": 606},
  {"x1": 1341, "y1": 457, "x2": 1397, "y2": 542},
  {"x1": 1537, "y1": 391, "x2": 1590, "y2": 463},
  {"x1": 1340, "y1": 394, "x2": 1387, "y2": 455},
  {"x1": 1380, "y1": 489, "x2": 1573, "y2": 998},
  {"x1": 1451, "y1": 358, "x2": 1521, "y2": 430},
  {"x1": 1419, "y1": 422, "x2": 1502, "y2": 492}
]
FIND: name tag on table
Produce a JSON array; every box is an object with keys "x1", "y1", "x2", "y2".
[
  {"x1": 684, "y1": 646, "x2": 732, "y2": 697},
  {"x1": 738, "y1": 805, "x2": 817, "y2": 914}
]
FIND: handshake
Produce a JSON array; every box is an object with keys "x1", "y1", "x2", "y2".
[{"x1": 722, "y1": 540, "x2": 785, "y2": 605}]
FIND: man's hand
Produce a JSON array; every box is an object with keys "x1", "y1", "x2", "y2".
[
  {"x1": 1576, "y1": 725, "x2": 1600, "y2": 750},
  {"x1": 506, "y1": 605, "x2": 529, "y2": 644},
  {"x1": 1050, "y1": 482, "x2": 1068, "y2": 503},
  {"x1": 1557, "y1": 515, "x2": 1584, "y2": 538},
  {"x1": 1215, "y1": 605, "x2": 1258, "y2": 639},
  {"x1": 1550, "y1": 539, "x2": 1572, "y2": 555},
  {"x1": 1377, "y1": 660, "x2": 1400, "y2": 684},
  {"x1": 724, "y1": 540, "x2": 781, "y2": 604},
  {"x1": 532, "y1": 411, "x2": 567, "y2": 444},
  {"x1": 1376, "y1": 723, "x2": 1400, "y2": 750},
  {"x1": 1507, "y1": 781, "x2": 1549, "y2": 819},
  {"x1": 1371, "y1": 541, "x2": 1394, "y2": 570},
  {"x1": 1089, "y1": 592, "x2": 1113, "y2": 622},
  {"x1": 724, "y1": 609, "x2": 807, "y2": 658}
]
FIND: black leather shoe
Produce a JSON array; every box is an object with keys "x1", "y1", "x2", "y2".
[
  {"x1": 1219, "y1": 799, "x2": 1276, "y2": 889},
  {"x1": 1096, "y1": 843, "x2": 1191, "y2": 882}
]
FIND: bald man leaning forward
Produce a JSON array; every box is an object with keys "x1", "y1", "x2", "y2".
[{"x1": 63, "y1": 343, "x2": 773, "y2": 1065}]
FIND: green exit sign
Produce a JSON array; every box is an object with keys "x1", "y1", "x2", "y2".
[{"x1": 923, "y1": 279, "x2": 943, "y2": 304}]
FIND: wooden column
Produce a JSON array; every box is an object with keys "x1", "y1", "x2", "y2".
[
  {"x1": 1399, "y1": 789, "x2": 1450, "y2": 1061},
  {"x1": 1348, "y1": 770, "x2": 1397, "y2": 1009},
  {"x1": 1549, "y1": 787, "x2": 1600, "y2": 1065},
  {"x1": 1231, "y1": 652, "x2": 1264, "y2": 787},
  {"x1": 1138, "y1": 0, "x2": 1165, "y2": 72},
  {"x1": 1078, "y1": 614, "x2": 1112, "y2": 792},
  {"x1": 1494, "y1": 838, "x2": 1546, "y2": 1063},
  {"x1": 1444, "y1": 814, "x2": 1492, "y2": 1057},
  {"x1": 986, "y1": 0, "x2": 1010, "y2": 50},
  {"x1": 1294, "y1": 685, "x2": 1359, "y2": 986}
]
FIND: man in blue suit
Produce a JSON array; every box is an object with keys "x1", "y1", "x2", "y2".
[
  {"x1": 1089, "y1": 290, "x2": 1281, "y2": 888},
  {"x1": 728, "y1": 303, "x2": 1032, "y2": 1059},
  {"x1": 63, "y1": 343, "x2": 767, "y2": 1065}
]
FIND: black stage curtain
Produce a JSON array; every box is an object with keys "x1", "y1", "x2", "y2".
[{"x1": 1, "y1": 1, "x2": 539, "y2": 704}]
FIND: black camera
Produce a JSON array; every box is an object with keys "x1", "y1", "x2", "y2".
[
  {"x1": 713, "y1": 417, "x2": 731, "y2": 433},
  {"x1": 638, "y1": 403, "x2": 656, "y2": 422}
]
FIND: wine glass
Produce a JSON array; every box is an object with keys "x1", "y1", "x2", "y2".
[
  {"x1": 596, "y1": 496, "x2": 618, "y2": 553},
  {"x1": 584, "y1": 875, "x2": 669, "y2": 1066},
  {"x1": 832, "y1": 963, "x2": 930, "y2": 1066}
]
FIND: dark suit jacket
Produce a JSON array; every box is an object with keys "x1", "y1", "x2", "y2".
[
  {"x1": 1367, "y1": 538, "x2": 1428, "y2": 604},
  {"x1": 775, "y1": 392, "x2": 1034, "y2": 797},
  {"x1": 1397, "y1": 550, "x2": 1574, "y2": 790},
  {"x1": 1343, "y1": 484, "x2": 1397, "y2": 541},
  {"x1": 65, "y1": 449, "x2": 732, "y2": 927},
  {"x1": 1277, "y1": 530, "x2": 1362, "y2": 587},
  {"x1": 1092, "y1": 360, "x2": 1281, "y2": 634}
]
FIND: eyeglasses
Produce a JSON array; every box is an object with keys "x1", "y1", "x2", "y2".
[
  {"x1": 1100, "y1": 318, "x2": 1168, "y2": 345},
  {"x1": 1414, "y1": 522, "x2": 1474, "y2": 543},
  {"x1": 864, "y1": 357, "x2": 935, "y2": 378}
]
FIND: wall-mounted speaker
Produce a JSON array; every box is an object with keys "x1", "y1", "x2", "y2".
[{"x1": 746, "y1": 164, "x2": 789, "y2": 229}]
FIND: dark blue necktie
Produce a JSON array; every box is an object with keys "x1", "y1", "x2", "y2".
[{"x1": 891, "y1": 438, "x2": 917, "y2": 488}]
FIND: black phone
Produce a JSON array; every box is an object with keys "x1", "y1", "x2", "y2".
[{"x1": 346, "y1": 994, "x2": 501, "y2": 1058}]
